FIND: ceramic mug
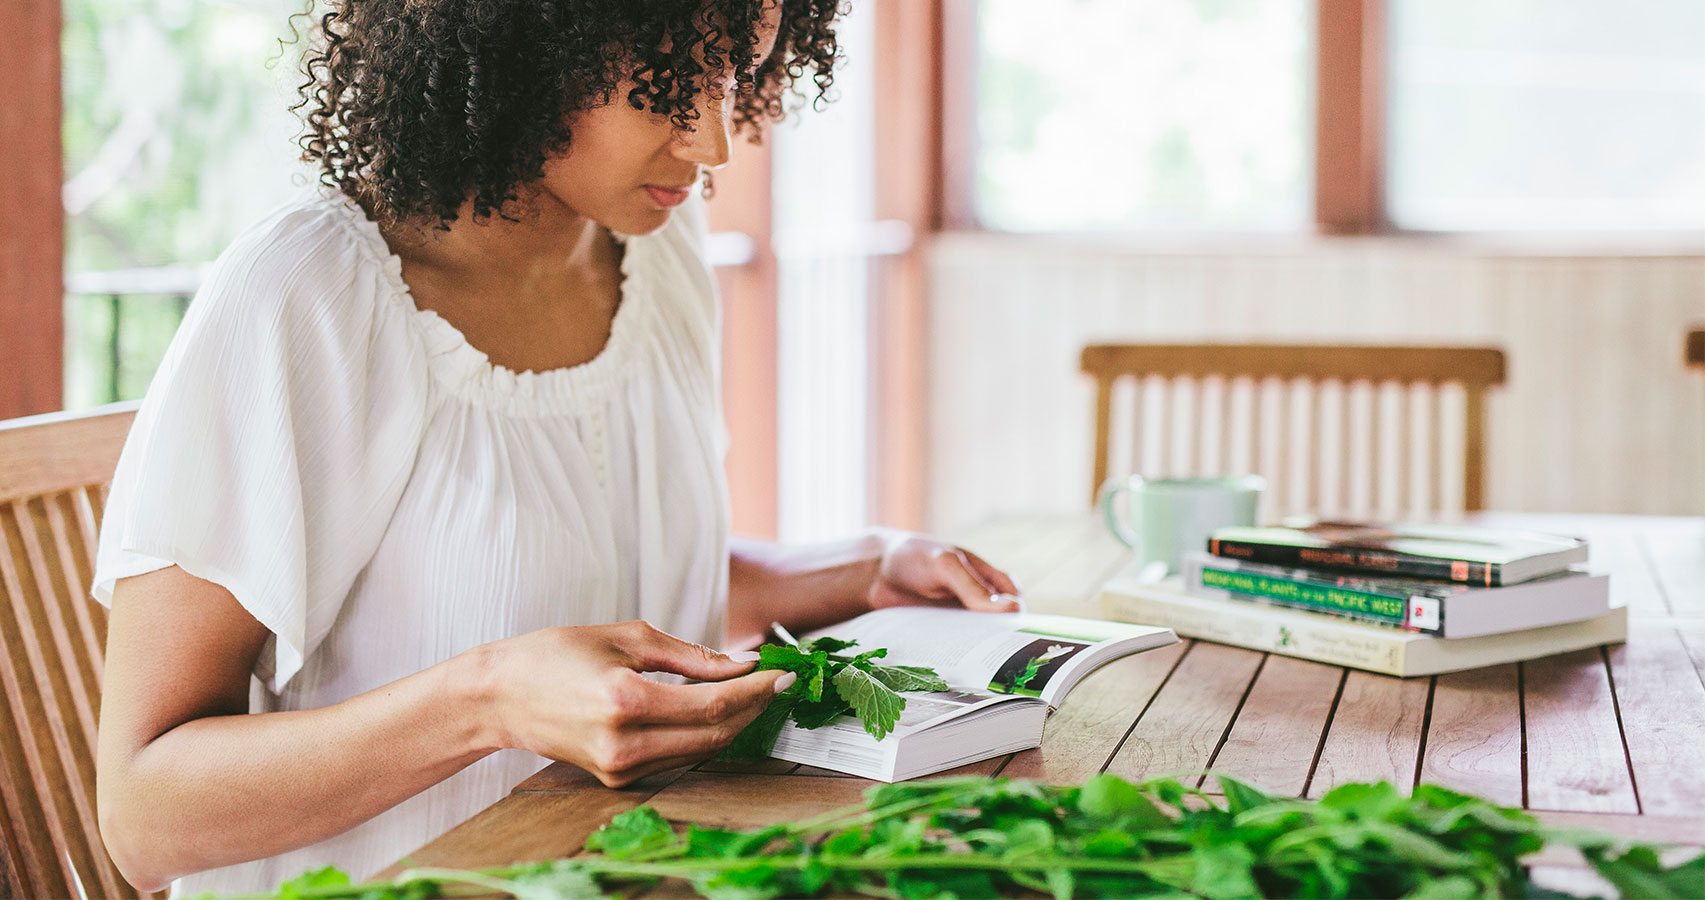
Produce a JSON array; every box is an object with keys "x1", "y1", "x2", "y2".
[{"x1": 1099, "y1": 474, "x2": 1266, "y2": 576}]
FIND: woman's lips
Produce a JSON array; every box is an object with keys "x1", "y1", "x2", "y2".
[{"x1": 644, "y1": 185, "x2": 692, "y2": 208}]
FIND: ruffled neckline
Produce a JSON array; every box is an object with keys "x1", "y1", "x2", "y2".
[{"x1": 321, "y1": 190, "x2": 653, "y2": 416}]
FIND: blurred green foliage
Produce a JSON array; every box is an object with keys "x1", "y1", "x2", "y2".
[{"x1": 61, "y1": 0, "x2": 309, "y2": 407}]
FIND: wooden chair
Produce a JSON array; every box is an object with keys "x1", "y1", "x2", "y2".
[
  {"x1": 1082, "y1": 344, "x2": 1507, "y2": 519},
  {"x1": 0, "y1": 403, "x2": 149, "y2": 899},
  {"x1": 1689, "y1": 329, "x2": 1704, "y2": 369}
]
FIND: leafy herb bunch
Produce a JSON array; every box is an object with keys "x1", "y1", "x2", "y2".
[
  {"x1": 264, "y1": 774, "x2": 1704, "y2": 900},
  {"x1": 721, "y1": 636, "x2": 948, "y2": 760}
]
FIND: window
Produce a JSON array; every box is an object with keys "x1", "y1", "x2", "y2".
[
  {"x1": 1387, "y1": 0, "x2": 1705, "y2": 231},
  {"x1": 969, "y1": 0, "x2": 1314, "y2": 232},
  {"x1": 62, "y1": 0, "x2": 308, "y2": 407}
]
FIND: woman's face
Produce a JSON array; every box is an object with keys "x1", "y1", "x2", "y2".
[{"x1": 536, "y1": 2, "x2": 783, "y2": 236}]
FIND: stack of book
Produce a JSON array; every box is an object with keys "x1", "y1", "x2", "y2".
[{"x1": 1099, "y1": 520, "x2": 1626, "y2": 677}]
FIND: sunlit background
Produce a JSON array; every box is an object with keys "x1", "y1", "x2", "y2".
[{"x1": 30, "y1": 0, "x2": 1705, "y2": 537}]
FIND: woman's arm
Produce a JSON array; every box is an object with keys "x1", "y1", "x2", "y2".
[
  {"x1": 97, "y1": 566, "x2": 790, "y2": 892},
  {"x1": 726, "y1": 531, "x2": 1023, "y2": 649}
]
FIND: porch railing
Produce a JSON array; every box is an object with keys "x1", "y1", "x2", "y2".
[{"x1": 62, "y1": 232, "x2": 758, "y2": 406}]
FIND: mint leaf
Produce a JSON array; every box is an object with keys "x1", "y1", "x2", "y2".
[
  {"x1": 830, "y1": 665, "x2": 906, "y2": 740},
  {"x1": 791, "y1": 694, "x2": 853, "y2": 729},
  {"x1": 506, "y1": 862, "x2": 605, "y2": 900},
  {"x1": 721, "y1": 681, "x2": 804, "y2": 760},
  {"x1": 806, "y1": 636, "x2": 858, "y2": 653},
  {"x1": 1215, "y1": 775, "x2": 1274, "y2": 814},
  {"x1": 757, "y1": 644, "x2": 826, "y2": 677},
  {"x1": 279, "y1": 866, "x2": 351, "y2": 899},
  {"x1": 584, "y1": 806, "x2": 676, "y2": 859},
  {"x1": 848, "y1": 647, "x2": 889, "y2": 668},
  {"x1": 867, "y1": 664, "x2": 948, "y2": 693},
  {"x1": 1076, "y1": 774, "x2": 1169, "y2": 830}
]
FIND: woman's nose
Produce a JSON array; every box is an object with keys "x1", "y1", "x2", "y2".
[{"x1": 672, "y1": 97, "x2": 734, "y2": 170}]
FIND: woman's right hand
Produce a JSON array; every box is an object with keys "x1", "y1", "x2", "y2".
[{"x1": 478, "y1": 620, "x2": 794, "y2": 787}]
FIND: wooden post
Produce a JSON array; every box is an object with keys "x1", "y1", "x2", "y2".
[
  {"x1": 710, "y1": 141, "x2": 780, "y2": 539},
  {"x1": 1316, "y1": 0, "x2": 1385, "y2": 235},
  {"x1": 0, "y1": 0, "x2": 66, "y2": 419},
  {"x1": 871, "y1": 0, "x2": 944, "y2": 531}
]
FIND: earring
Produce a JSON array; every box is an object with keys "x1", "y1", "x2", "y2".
[{"x1": 700, "y1": 170, "x2": 716, "y2": 201}]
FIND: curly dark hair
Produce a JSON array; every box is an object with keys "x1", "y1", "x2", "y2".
[{"x1": 290, "y1": 0, "x2": 844, "y2": 228}]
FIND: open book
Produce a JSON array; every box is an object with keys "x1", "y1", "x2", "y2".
[{"x1": 768, "y1": 608, "x2": 1177, "y2": 781}]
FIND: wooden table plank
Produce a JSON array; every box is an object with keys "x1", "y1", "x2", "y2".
[
  {"x1": 1019, "y1": 529, "x2": 1130, "y2": 618},
  {"x1": 1209, "y1": 655, "x2": 1344, "y2": 797},
  {"x1": 375, "y1": 765, "x2": 681, "y2": 878},
  {"x1": 1419, "y1": 665, "x2": 1523, "y2": 807},
  {"x1": 1605, "y1": 624, "x2": 1705, "y2": 816},
  {"x1": 1308, "y1": 671, "x2": 1429, "y2": 797},
  {"x1": 1104, "y1": 642, "x2": 1264, "y2": 783},
  {"x1": 1002, "y1": 641, "x2": 1188, "y2": 785},
  {"x1": 693, "y1": 757, "x2": 798, "y2": 775},
  {"x1": 1644, "y1": 519, "x2": 1705, "y2": 618},
  {"x1": 645, "y1": 773, "x2": 869, "y2": 828},
  {"x1": 1522, "y1": 648, "x2": 1639, "y2": 814}
]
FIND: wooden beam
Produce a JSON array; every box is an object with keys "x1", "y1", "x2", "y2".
[
  {"x1": 870, "y1": 0, "x2": 944, "y2": 531},
  {"x1": 710, "y1": 142, "x2": 779, "y2": 539},
  {"x1": 1315, "y1": 0, "x2": 1385, "y2": 235},
  {"x1": 938, "y1": 0, "x2": 979, "y2": 230},
  {"x1": 0, "y1": 0, "x2": 65, "y2": 419}
]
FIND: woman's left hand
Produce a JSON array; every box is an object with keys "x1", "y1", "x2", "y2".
[{"x1": 866, "y1": 529, "x2": 1024, "y2": 613}]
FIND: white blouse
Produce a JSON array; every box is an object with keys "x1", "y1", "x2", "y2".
[{"x1": 92, "y1": 189, "x2": 731, "y2": 897}]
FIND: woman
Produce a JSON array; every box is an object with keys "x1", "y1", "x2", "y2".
[{"x1": 91, "y1": 0, "x2": 1020, "y2": 894}]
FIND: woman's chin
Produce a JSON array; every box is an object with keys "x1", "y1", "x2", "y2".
[{"x1": 608, "y1": 205, "x2": 674, "y2": 237}]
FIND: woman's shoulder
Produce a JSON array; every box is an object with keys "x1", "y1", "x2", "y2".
[
  {"x1": 191, "y1": 187, "x2": 415, "y2": 346},
  {"x1": 214, "y1": 188, "x2": 397, "y2": 292}
]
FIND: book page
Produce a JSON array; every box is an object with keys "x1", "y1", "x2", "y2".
[{"x1": 803, "y1": 609, "x2": 1169, "y2": 705}]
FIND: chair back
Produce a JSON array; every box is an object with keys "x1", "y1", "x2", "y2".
[
  {"x1": 1689, "y1": 329, "x2": 1704, "y2": 369},
  {"x1": 1081, "y1": 344, "x2": 1506, "y2": 519},
  {"x1": 0, "y1": 403, "x2": 148, "y2": 899}
]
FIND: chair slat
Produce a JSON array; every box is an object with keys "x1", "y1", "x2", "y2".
[
  {"x1": 1082, "y1": 344, "x2": 1507, "y2": 518},
  {"x1": 51, "y1": 491, "x2": 108, "y2": 686}
]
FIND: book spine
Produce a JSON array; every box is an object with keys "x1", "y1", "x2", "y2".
[
  {"x1": 1191, "y1": 563, "x2": 1440, "y2": 634},
  {"x1": 1208, "y1": 538, "x2": 1502, "y2": 586},
  {"x1": 1099, "y1": 591, "x2": 1409, "y2": 676}
]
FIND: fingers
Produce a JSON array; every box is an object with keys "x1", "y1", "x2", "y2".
[
  {"x1": 585, "y1": 672, "x2": 795, "y2": 786},
  {"x1": 612, "y1": 620, "x2": 758, "y2": 681},
  {"x1": 617, "y1": 668, "x2": 796, "y2": 727},
  {"x1": 963, "y1": 550, "x2": 1023, "y2": 604},
  {"x1": 935, "y1": 548, "x2": 1021, "y2": 612}
]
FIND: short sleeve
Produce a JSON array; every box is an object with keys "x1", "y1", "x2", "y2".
[{"x1": 93, "y1": 200, "x2": 427, "y2": 693}]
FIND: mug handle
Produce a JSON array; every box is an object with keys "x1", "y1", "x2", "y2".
[{"x1": 1098, "y1": 476, "x2": 1144, "y2": 552}]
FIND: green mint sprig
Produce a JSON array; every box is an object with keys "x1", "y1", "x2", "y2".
[
  {"x1": 720, "y1": 636, "x2": 949, "y2": 759},
  {"x1": 256, "y1": 773, "x2": 1705, "y2": 900}
]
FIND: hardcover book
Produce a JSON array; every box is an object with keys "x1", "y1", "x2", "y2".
[
  {"x1": 1099, "y1": 573, "x2": 1626, "y2": 678},
  {"x1": 1207, "y1": 520, "x2": 1588, "y2": 587},
  {"x1": 769, "y1": 608, "x2": 1176, "y2": 781},
  {"x1": 1182, "y1": 551, "x2": 1610, "y2": 638}
]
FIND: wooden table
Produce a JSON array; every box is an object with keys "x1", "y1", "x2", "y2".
[{"x1": 382, "y1": 513, "x2": 1705, "y2": 894}]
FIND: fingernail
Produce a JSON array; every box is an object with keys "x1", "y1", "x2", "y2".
[
  {"x1": 991, "y1": 593, "x2": 1019, "y2": 605},
  {"x1": 773, "y1": 671, "x2": 798, "y2": 693},
  {"x1": 729, "y1": 650, "x2": 761, "y2": 663}
]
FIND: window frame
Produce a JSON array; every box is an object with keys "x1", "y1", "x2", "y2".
[{"x1": 944, "y1": 0, "x2": 1705, "y2": 242}]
